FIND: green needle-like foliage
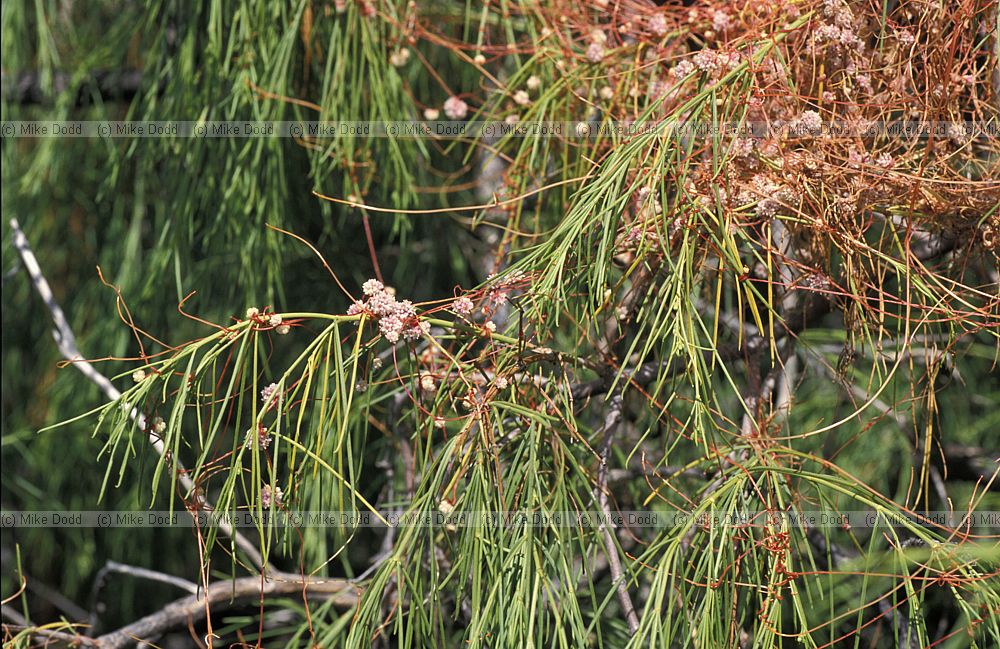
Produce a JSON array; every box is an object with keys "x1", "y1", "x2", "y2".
[{"x1": 3, "y1": 1, "x2": 998, "y2": 647}]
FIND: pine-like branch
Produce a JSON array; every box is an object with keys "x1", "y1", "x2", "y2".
[{"x1": 8, "y1": 218, "x2": 268, "y2": 573}]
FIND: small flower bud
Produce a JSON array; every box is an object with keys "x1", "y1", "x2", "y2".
[
  {"x1": 586, "y1": 42, "x2": 605, "y2": 63},
  {"x1": 443, "y1": 96, "x2": 469, "y2": 120},
  {"x1": 389, "y1": 48, "x2": 410, "y2": 67},
  {"x1": 261, "y1": 484, "x2": 283, "y2": 508},
  {"x1": 419, "y1": 372, "x2": 437, "y2": 393}
]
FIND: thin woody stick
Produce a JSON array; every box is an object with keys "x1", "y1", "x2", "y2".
[{"x1": 9, "y1": 217, "x2": 267, "y2": 573}]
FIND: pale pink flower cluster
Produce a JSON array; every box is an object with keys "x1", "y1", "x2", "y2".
[
  {"x1": 452, "y1": 295, "x2": 475, "y2": 315},
  {"x1": 800, "y1": 272, "x2": 833, "y2": 292},
  {"x1": 389, "y1": 48, "x2": 410, "y2": 67},
  {"x1": 351, "y1": 279, "x2": 427, "y2": 343},
  {"x1": 812, "y1": 23, "x2": 862, "y2": 50},
  {"x1": 789, "y1": 110, "x2": 823, "y2": 136},
  {"x1": 586, "y1": 42, "x2": 605, "y2": 63},
  {"x1": 722, "y1": 51, "x2": 742, "y2": 71},
  {"x1": 621, "y1": 223, "x2": 644, "y2": 247},
  {"x1": 847, "y1": 149, "x2": 893, "y2": 170},
  {"x1": 485, "y1": 270, "x2": 525, "y2": 306},
  {"x1": 261, "y1": 484, "x2": 283, "y2": 508},
  {"x1": 419, "y1": 372, "x2": 437, "y2": 393},
  {"x1": 488, "y1": 288, "x2": 508, "y2": 306},
  {"x1": 244, "y1": 424, "x2": 271, "y2": 450},
  {"x1": 648, "y1": 13, "x2": 668, "y2": 37},
  {"x1": 443, "y1": 96, "x2": 469, "y2": 120},
  {"x1": 731, "y1": 136, "x2": 756, "y2": 158},
  {"x1": 683, "y1": 50, "x2": 740, "y2": 77},
  {"x1": 739, "y1": 175, "x2": 797, "y2": 218},
  {"x1": 246, "y1": 307, "x2": 285, "y2": 332},
  {"x1": 671, "y1": 59, "x2": 695, "y2": 79},
  {"x1": 946, "y1": 123, "x2": 969, "y2": 147},
  {"x1": 822, "y1": 0, "x2": 854, "y2": 28},
  {"x1": 693, "y1": 50, "x2": 721, "y2": 73},
  {"x1": 711, "y1": 10, "x2": 731, "y2": 32},
  {"x1": 261, "y1": 383, "x2": 280, "y2": 410}
]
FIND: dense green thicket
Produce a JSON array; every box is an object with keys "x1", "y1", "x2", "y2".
[{"x1": 2, "y1": 1, "x2": 998, "y2": 647}]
